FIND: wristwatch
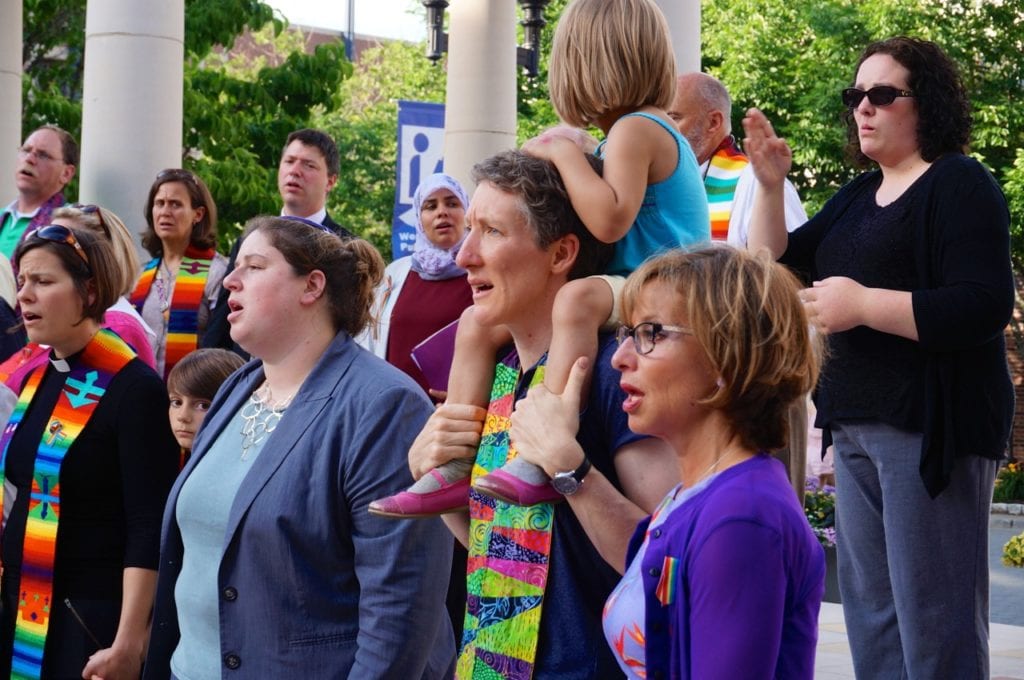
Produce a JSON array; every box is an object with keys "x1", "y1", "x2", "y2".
[{"x1": 551, "y1": 456, "x2": 592, "y2": 496}]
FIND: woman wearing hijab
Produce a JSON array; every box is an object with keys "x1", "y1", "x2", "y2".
[{"x1": 359, "y1": 173, "x2": 472, "y2": 396}]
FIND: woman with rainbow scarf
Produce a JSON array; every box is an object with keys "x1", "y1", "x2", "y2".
[
  {"x1": 0, "y1": 225, "x2": 179, "y2": 678},
  {"x1": 131, "y1": 169, "x2": 228, "y2": 379}
]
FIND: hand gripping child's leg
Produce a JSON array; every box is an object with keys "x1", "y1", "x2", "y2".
[
  {"x1": 473, "y1": 278, "x2": 610, "y2": 505},
  {"x1": 369, "y1": 306, "x2": 509, "y2": 518}
]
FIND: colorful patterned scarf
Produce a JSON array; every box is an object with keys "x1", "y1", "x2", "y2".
[
  {"x1": 0, "y1": 329, "x2": 136, "y2": 679},
  {"x1": 705, "y1": 137, "x2": 749, "y2": 241},
  {"x1": 458, "y1": 355, "x2": 550, "y2": 680},
  {"x1": 129, "y1": 245, "x2": 215, "y2": 379}
]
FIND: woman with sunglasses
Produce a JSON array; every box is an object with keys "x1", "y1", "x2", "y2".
[
  {"x1": 0, "y1": 204, "x2": 157, "y2": 403},
  {"x1": 743, "y1": 37, "x2": 1012, "y2": 679},
  {"x1": 131, "y1": 169, "x2": 227, "y2": 379},
  {"x1": 510, "y1": 246, "x2": 825, "y2": 678},
  {"x1": 0, "y1": 226, "x2": 179, "y2": 678},
  {"x1": 144, "y1": 216, "x2": 455, "y2": 678}
]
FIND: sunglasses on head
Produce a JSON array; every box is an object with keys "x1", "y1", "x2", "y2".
[
  {"x1": 33, "y1": 225, "x2": 91, "y2": 269},
  {"x1": 156, "y1": 168, "x2": 200, "y2": 189},
  {"x1": 841, "y1": 86, "x2": 914, "y2": 109},
  {"x1": 70, "y1": 203, "x2": 109, "y2": 237}
]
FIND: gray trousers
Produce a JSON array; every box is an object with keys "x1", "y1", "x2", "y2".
[{"x1": 832, "y1": 421, "x2": 996, "y2": 680}]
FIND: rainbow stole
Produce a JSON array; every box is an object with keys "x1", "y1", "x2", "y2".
[
  {"x1": 0, "y1": 329, "x2": 135, "y2": 679},
  {"x1": 705, "y1": 138, "x2": 750, "y2": 241},
  {"x1": 458, "y1": 356, "x2": 550, "y2": 680},
  {"x1": 130, "y1": 245, "x2": 215, "y2": 379}
]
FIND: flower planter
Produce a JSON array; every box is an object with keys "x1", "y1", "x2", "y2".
[{"x1": 823, "y1": 544, "x2": 841, "y2": 604}]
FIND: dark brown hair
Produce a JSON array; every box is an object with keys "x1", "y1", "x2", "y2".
[
  {"x1": 167, "y1": 348, "x2": 245, "y2": 401},
  {"x1": 142, "y1": 168, "x2": 218, "y2": 256},
  {"x1": 844, "y1": 36, "x2": 971, "y2": 168}
]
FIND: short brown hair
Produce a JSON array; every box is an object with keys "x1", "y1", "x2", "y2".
[
  {"x1": 548, "y1": 0, "x2": 675, "y2": 128},
  {"x1": 167, "y1": 348, "x2": 245, "y2": 401},
  {"x1": 14, "y1": 226, "x2": 121, "y2": 324},
  {"x1": 621, "y1": 245, "x2": 823, "y2": 452},
  {"x1": 471, "y1": 150, "x2": 612, "y2": 280},
  {"x1": 142, "y1": 169, "x2": 218, "y2": 257},
  {"x1": 244, "y1": 216, "x2": 384, "y2": 336}
]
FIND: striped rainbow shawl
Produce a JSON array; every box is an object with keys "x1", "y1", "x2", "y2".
[
  {"x1": 129, "y1": 245, "x2": 215, "y2": 379},
  {"x1": 0, "y1": 329, "x2": 135, "y2": 679}
]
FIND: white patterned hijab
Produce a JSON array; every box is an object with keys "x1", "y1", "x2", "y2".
[{"x1": 411, "y1": 173, "x2": 470, "y2": 280}]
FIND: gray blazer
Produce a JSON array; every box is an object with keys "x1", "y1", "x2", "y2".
[{"x1": 145, "y1": 331, "x2": 455, "y2": 678}]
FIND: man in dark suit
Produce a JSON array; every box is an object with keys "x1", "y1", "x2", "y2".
[{"x1": 203, "y1": 129, "x2": 354, "y2": 351}]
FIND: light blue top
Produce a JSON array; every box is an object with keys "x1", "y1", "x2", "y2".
[
  {"x1": 170, "y1": 400, "x2": 273, "y2": 679},
  {"x1": 600, "y1": 112, "x2": 710, "y2": 275}
]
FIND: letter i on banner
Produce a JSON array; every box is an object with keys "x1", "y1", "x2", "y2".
[{"x1": 393, "y1": 100, "x2": 446, "y2": 259}]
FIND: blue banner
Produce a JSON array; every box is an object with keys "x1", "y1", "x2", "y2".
[{"x1": 393, "y1": 100, "x2": 446, "y2": 259}]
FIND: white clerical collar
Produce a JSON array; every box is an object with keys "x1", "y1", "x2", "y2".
[{"x1": 281, "y1": 207, "x2": 327, "y2": 226}]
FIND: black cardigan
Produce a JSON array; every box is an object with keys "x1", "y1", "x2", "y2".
[{"x1": 782, "y1": 153, "x2": 1014, "y2": 497}]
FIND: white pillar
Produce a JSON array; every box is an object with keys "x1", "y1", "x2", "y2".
[
  {"x1": 80, "y1": 0, "x2": 184, "y2": 236},
  {"x1": 656, "y1": 0, "x2": 701, "y2": 74},
  {"x1": 443, "y1": 0, "x2": 518, "y2": 193},
  {"x1": 0, "y1": 1, "x2": 22, "y2": 202}
]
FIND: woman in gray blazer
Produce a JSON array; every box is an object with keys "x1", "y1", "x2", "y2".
[{"x1": 145, "y1": 216, "x2": 456, "y2": 679}]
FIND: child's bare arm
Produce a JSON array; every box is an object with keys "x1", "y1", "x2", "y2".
[{"x1": 522, "y1": 115, "x2": 665, "y2": 243}]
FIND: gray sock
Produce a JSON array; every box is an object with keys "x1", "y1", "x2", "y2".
[{"x1": 406, "y1": 457, "x2": 474, "y2": 494}]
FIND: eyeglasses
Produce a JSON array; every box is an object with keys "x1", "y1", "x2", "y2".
[
  {"x1": 17, "y1": 146, "x2": 64, "y2": 163},
  {"x1": 70, "y1": 203, "x2": 109, "y2": 238},
  {"x1": 32, "y1": 225, "x2": 91, "y2": 269},
  {"x1": 615, "y1": 322, "x2": 692, "y2": 355},
  {"x1": 841, "y1": 86, "x2": 914, "y2": 109}
]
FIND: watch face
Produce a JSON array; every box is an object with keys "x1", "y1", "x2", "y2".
[{"x1": 551, "y1": 473, "x2": 579, "y2": 495}]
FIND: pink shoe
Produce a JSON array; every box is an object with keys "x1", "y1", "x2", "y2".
[
  {"x1": 368, "y1": 472, "x2": 470, "y2": 518},
  {"x1": 472, "y1": 468, "x2": 562, "y2": 506}
]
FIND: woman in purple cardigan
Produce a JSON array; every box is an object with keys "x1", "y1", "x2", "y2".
[{"x1": 602, "y1": 246, "x2": 824, "y2": 678}]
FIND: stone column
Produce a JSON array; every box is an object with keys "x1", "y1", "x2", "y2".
[
  {"x1": 80, "y1": 0, "x2": 185, "y2": 237},
  {"x1": 656, "y1": 0, "x2": 701, "y2": 74},
  {"x1": 442, "y1": 0, "x2": 518, "y2": 193},
  {"x1": 0, "y1": 1, "x2": 22, "y2": 201}
]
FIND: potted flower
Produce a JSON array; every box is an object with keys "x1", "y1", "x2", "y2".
[{"x1": 804, "y1": 477, "x2": 839, "y2": 602}]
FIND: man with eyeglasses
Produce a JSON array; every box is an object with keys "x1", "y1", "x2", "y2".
[
  {"x1": 0, "y1": 125, "x2": 78, "y2": 259},
  {"x1": 670, "y1": 72, "x2": 812, "y2": 498},
  {"x1": 406, "y1": 149, "x2": 678, "y2": 678}
]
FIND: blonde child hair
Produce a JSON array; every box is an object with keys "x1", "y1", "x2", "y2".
[{"x1": 548, "y1": 0, "x2": 676, "y2": 128}]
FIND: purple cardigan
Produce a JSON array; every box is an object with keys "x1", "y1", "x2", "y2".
[{"x1": 624, "y1": 454, "x2": 823, "y2": 679}]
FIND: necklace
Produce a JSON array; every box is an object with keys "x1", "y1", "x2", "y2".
[
  {"x1": 239, "y1": 381, "x2": 295, "y2": 460},
  {"x1": 686, "y1": 448, "x2": 733, "y2": 489},
  {"x1": 154, "y1": 259, "x2": 175, "y2": 313}
]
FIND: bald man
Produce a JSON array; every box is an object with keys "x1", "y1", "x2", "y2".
[
  {"x1": 669, "y1": 72, "x2": 806, "y2": 246},
  {"x1": 670, "y1": 73, "x2": 811, "y2": 498}
]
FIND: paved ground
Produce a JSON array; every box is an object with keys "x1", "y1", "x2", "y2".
[{"x1": 815, "y1": 515, "x2": 1024, "y2": 678}]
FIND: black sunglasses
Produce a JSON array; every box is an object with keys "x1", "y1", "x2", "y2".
[
  {"x1": 70, "y1": 203, "x2": 109, "y2": 238},
  {"x1": 33, "y1": 225, "x2": 91, "y2": 269},
  {"x1": 841, "y1": 86, "x2": 914, "y2": 109}
]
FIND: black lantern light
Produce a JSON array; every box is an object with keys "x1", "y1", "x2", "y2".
[{"x1": 420, "y1": 0, "x2": 550, "y2": 78}]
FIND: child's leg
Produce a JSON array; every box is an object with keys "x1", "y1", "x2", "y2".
[
  {"x1": 474, "y1": 279, "x2": 613, "y2": 506},
  {"x1": 543, "y1": 277, "x2": 614, "y2": 397},
  {"x1": 369, "y1": 306, "x2": 510, "y2": 518},
  {"x1": 446, "y1": 306, "x2": 511, "y2": 408}
]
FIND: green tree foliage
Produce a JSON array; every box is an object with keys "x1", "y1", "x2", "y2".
[
  {"x1": 314, "y1": 40, "x2": 446, "y2": 259},
  {"x1": 22, "y1": 0, "x2": 351, "y2": 252},
  {"x1": 703, "y1": 0, "x2": 1024, "y2": 260}
]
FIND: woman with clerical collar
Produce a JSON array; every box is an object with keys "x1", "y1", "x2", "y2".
[{"x1": 0, "y1": 225, "x2": 179, "y2": 678}]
